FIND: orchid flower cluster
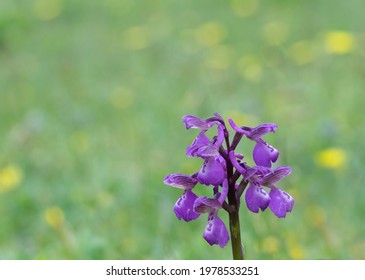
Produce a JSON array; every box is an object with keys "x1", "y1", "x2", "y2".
[{"x1": 163, "y1": 113, "x2": 294, "y2": 257}]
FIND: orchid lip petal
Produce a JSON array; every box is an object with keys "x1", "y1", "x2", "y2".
[
  {"x1": 269, "y1": 187, "x2": 295, "y2": 218},
  {"x1": 245, "y1": 183, "x2": 271, "y2": 213},
  {"x1": 253, "y1": 141, "x2": 280, "y2": 167},
  {"x1": 203, "y1": 213, "x2": 229, "y2": 248},
  {"x1": 174, "y1": 190, "x2": 200, "y2": 222},
  {"x1": 265, "y1": 142, "x2": 280, "y2": 163},
  {"x1": 253, "y1": 141, "x2": 272, "y2": 167},
  {"x1": 197, "y1": 156, "x2": 226, "y2": 186}
]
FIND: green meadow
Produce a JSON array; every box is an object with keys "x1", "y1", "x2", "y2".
[{"x1": 1, "y1": 0, "x2": 365, "y2": 259}]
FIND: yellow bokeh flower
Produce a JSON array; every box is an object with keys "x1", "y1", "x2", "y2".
[
  {"x1": 122, "y1": 26, "x2": 150, "y2": 50},
  {"x1": 288, "y1": 244, "x2": 305, "y2": 259},
  {"x1": 237, "y1": 55, "x2": 262, "y2": 82},
  {"x1": 325, "y1": 31, "x2": 355, "y2": 54},
  {"x1": 230, "y1": 0, "x2": 259, "y2": 18},
  {"x1": 315, "y1": 148, "x2": 347, "y2": 169},
  {"x1": 285, "y1": 232, "x2": 305, "y2": 259},
  {"x1": 44, "y1": 207, "x2": 65, "y2": 229},
  {"x1": 288, "y1": 41, "x2": 315, "y2": 65},
  {"x1": 34, "y1": 0, "x2": 63, "y2": 21},
  {"x1": 263, "y1": 21, "x2": 289, "y2": 46},
  {"x1": 194, "y1": 22, "x2": 226, "y2": 48},
  {"x1": 0, "y1": 165, "x2": 23, "y2": 192},
  {"x1": 262, "y1": 236, "x2": 280, "y2": 254}
]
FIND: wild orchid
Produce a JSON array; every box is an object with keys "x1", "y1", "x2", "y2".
[{"x1": 163, "y1": 113, "x2": 294, "y2": 259}]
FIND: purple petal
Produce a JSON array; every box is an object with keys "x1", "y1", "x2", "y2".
[
  {"x1": 203, "y1": 213, "x2": 229, "y2": 248},
  {"x1": 243, "y1": 167, "x2": 259, "y2": 181},
  {"x1": 218, "y1": 179, "x2": 229, "y2": 204},
  {"x1": 186, "y1": 131, "x2": 210, "y2": 157},
  {"x1": 213, "y1": 124, "x2": 225, "y2": 148},
  {"x1": 193, "y1": 196, "x2": 222, "y2": 214},
  {"x1": 235, "y1": 153, "x2": 244, "y2": 160},
  {"x1": 262, "y1": 166, "x2": 292, "y2": 186},
  {"x1": 266, "y1": 143, "x2": 279, "y2": 163},
  {"x1": 229, "y1": 151, "x2": 246, "y2": 174},
  {"x1": 228, "y1": 120, "x2": 278, "y2": 141},
  {"x1": 253, "y1": 141, "x2": 279, "y2": 167},
  {"x1": 163, "y1": 174, "x2": 198, "y2": 190},
  {"x1": 197, "y1": 156, "x2": 226, "y2": 186},
  {"x1": 244, "y1": 165, "x2": 272, "y2": 181},
  {"x1": 183, "y1": 115, "x2": 210, "y2": 130},
  {"x1": 183, "y1": 114, "x2": 221, "y2": 130},
  {"x1": 196, "y1": 144, "x2": 220, "y2": 157},
  {"x1": 228, "y1": 118, "x2": 251, "y2": 135},
  {"x1": 205, "y1": 113, "x2": 225, "y2": 125},
  {"x1": 245, "y1": 183, "x2": 271, "y2": 213},
  {"x1": 213, "y1": 112, "x2": 225, "y2": 123},
  {"x1": 174, "y1": 190, "x2": 200, "y2": 222},
  {"x1": 248, "y1": 123, "x2": 278, "y2": 141},
  {"x1": 269, "y1": 187, "x2": 294, "y2": 218},
  {"x1": 253, "y1": 142, "x2": 271, "y2": 167}
]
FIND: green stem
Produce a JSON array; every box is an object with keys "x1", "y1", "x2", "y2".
[
  {"x1": 228, "y1": 207, "x2": 244, "y2": 260},
  {"x1": 225, "y1": 150, "x2": 244, "y2": 260}
]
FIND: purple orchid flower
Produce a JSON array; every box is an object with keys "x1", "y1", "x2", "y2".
[
  {"x1": 229, "y1": 119, "x2": 279, "y2": 167},
  {"x1": 164, "y1": 113, "x2": 294, "y2": 259},
  {"x1": 193, "y1": 179, "x2": 229, "y2": 247},
  {"x1": 186, "y1": 131, "x2": 211, "y2": 158},
  {"x1": 163, "y1": 174, "x2": 200, "y2": 222},
  {"x1": 229, "y1": 151, "x2": 293, "y2": 217},
  {"x1": 186, "y1": 124, "x2": 225, "y2": 158}
]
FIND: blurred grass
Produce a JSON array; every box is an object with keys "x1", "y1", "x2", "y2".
[{"x1": 1, "y1": 0, "x2": 365, "y2": 259}]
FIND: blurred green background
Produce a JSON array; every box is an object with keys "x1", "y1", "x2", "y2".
[{"x1": 1, "y1": 0, "x2": 365, "y2": 259}]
